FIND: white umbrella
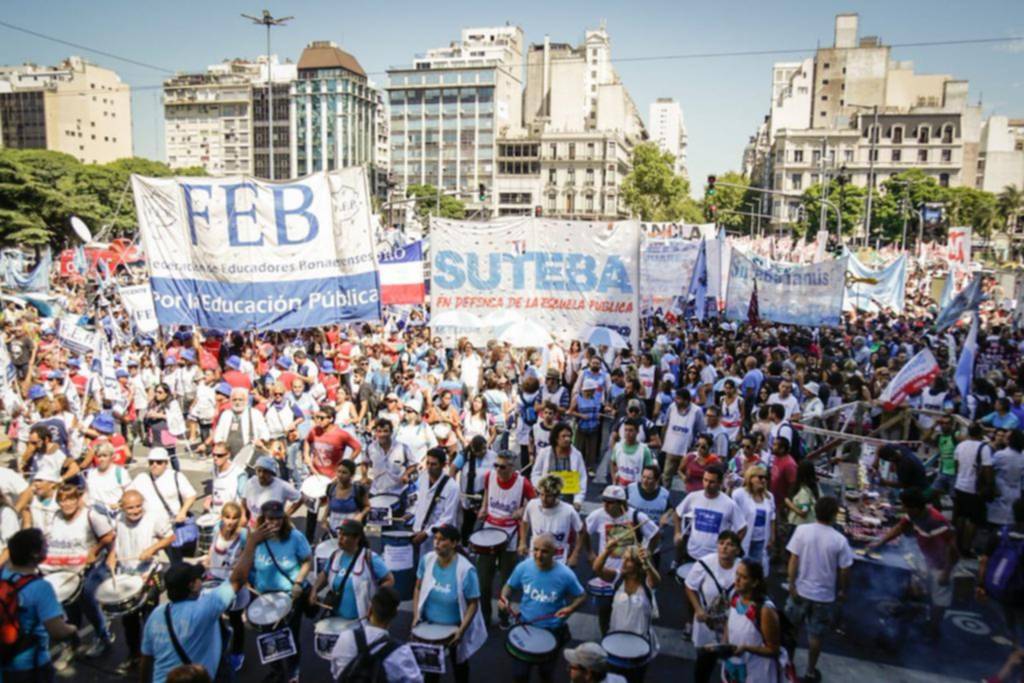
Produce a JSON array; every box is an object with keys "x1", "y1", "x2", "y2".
[
  {"x1": 430, "y1": 310, "x2": 484, "y2": 329},
  {"x1": 481, "y1": 310, "x2": 526, "y2": 330},
  {"x1": 498, "y1": 319, "x2": 553, "y2": 348},
  {"x1": 581, "y1": 325, "x2": 629, "y2": 349}
]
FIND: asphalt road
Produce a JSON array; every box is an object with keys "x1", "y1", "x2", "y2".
[{"x1": 50, "y1": 451, "x2": 1008, "y2": 682}]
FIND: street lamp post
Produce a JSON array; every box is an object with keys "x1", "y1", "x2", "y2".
[{"x1": 243, "y1": 10, "x2": 293, "y2": 181}]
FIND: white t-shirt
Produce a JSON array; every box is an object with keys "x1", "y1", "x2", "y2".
[
  {"x1": 684, "y1": 551, "x2": 737, "y2": 647},
  {"x1": 675, "y1": 491, "x2": 745, "y2": 560},
  {"x1": 785, "y1": 522, "x2": 854, "y2": 603},
  {"x1": 662, "y1": 404, "x2": 705, "y2": 456},
  {"x1": 242, "y1": 478, "x2": 301, "y2": 519},
  {"x1": 395, "y1": 422, "x2": 438, "y2": 465},
  {"x1": 954, "y1": 440, "x2": 993, "y2": 494},
  {"x1": 42, "y1": 509, "x2": 114, "y2": 571},
  {"x1": 0, "y1": 506, "x2": 20, "y2": 554},
  {"x1": 115, "y1": 512, "x2": 173, "y2": 568},
  {"x1": 211, "y1": 464, "x2": 248, "y2": 514},
  {"x1": 0, "y1": 467, "x2": 28, "y2": 502},
  {"x1": 522, "y1": 499, "x2": 582, "y2": 560},
  {"x1": 85, "y1": 465, "x2": 129, "y2": 511},
  {"x1": 128, "y1": 470, "x2": 198, "y2": 526},
  {"x1": 731, "y1": 488, "x2": 775, "y2": 544},
  {"x1": 585, "y1": 507, "x2": 658, "y2": 577},
  {"x1": 768, "y1": 393, "x2": 800, "y2": 420}
]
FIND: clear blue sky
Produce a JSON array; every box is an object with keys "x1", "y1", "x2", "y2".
[{"x1": 2, "y1": 0, "x2": 1022, "y2": 191}]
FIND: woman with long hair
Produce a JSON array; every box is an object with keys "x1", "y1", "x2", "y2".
[
  {"x1": 785, "y1": 460, "x2": 819, "y2": 528},
  {"x1": 142, "y1": 382, "x2": 185, "y2": 467},
  {"x1": 203, "y1": 501, "x2": 248, "y2": 671},
  {"x1": 308, "y1": 518, "x2": 394, "y2": 622},
  {"x1": 731, "y1": 465, "x2": 775, "y2": 575},
  {"x1": 461, "y1": 394, "x2": 495, "y2": 447},
  {"x1": 721, "y1": 558, "x2": 785, "y2": 682},
  {"x1": 318, "y1": 459, "x2": 370, "y2": 537}
]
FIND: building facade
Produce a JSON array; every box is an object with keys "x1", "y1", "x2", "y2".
[
  {"x1": 648, "y1": 98, "x2": 688, "y2": 178},
  {"x1": 978, "y1": 116, "x2": 1024, "y2": 194},
  {"x1": 0, "y1": 56, "x2": 131, "y2": 164},
  {"x1": 252, "y1": 57, "x2": 297, "y2": 180},
  {"x1": 386, "y1": 26, "x2": 524, "y2": 209},
  {"x1": 291, "y1": 41, "x2": 377, "y2": 176}
]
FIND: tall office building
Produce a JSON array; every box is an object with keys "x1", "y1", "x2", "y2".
[
  {"x1": 648, "y1": 98, "x2": 688, "y2": 178},
  {"x1": 0, "y1": 56, "x2": 131, "y2": 164}
]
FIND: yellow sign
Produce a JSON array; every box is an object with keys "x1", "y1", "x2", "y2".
[{"x1": 550, "y1": 470, "x2": 581, "y2": 495}]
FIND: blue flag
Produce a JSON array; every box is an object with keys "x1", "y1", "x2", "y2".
[
  {"x1": 955, "y1": 311, "x2": 979, "y2": 405},
  {"x1": 688, "y1": 239, "x2": 709, "y2": 321},
  {"x1": 934, "y1": 273, "x2": 984, "y2": 332}
]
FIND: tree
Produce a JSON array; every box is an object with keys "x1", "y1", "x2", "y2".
[
  {"x1": 404, "y1": 184, "x2": 466, "y2": 220},
  {"x1": 942, "y1": 186, "x2": 1000, "y2": 238},
  {"x1": 998, "y1": 184, "x2": 1024, "y2": 232},
  {"x1": 622, "y1": 143, "x2": 701, "y2": 222},
  {"x1": 701, "y1": 171, "x2": 751, "y2": 231},
  {"x1": 799, "y1": 178, "x2": 865, "y2": 239}
]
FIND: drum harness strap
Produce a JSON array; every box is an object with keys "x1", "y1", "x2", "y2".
[
  {"x1": 322, "y1": 547, "x2": 363, "y2": 611},
  {"x1": 417, "y1": 475, "x2": 450, "y2": 532},
  {"x1": 261, "y1": 541, "x2": 297, "y2": 587},
  {"x1": 149, "y1": 472, "x2": 184, "y2": 522},
  {"x1": 163, "y1": 604, "x2": 192, "y2": 665}
]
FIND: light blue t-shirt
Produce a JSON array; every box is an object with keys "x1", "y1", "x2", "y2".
[
  {"x1": 331, "y1": 550, "x2": 389, "y2": 619},
  {"x1": 506, "y1": 558, "x2": 584, "y2": 629},
  {"x1": 0, "y1": 569, "x2": 64, "y2": 672},
  {"x1": 250, "y1": 530, "x2": 312, "y2": 593},
  {"x1": 141, "y1": 581, "x2": 234, "y2": 683},
  {"x1": 415, "y1": 556, "x2": 481, "y2": 625}
]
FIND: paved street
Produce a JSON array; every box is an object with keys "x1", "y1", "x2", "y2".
[{"x1": 50, "y1": 451, "x2": 1010, "y2": 682}]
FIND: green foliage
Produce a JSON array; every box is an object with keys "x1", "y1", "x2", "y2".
[
  {"x1": 622, "y1": 143, "x2": 702, "y2": 222},
  {"x1": 404, "y1": 184, "x2": 466, "y2": 220},
  {"x1": 0, "y1": 149, "x2": 201, "y2": 246},
  {"x1": 699, "y1": 171, "x2": 755, "y2": 231},
  {"x1": 798, "y1": 179, "x2": 865, "y2": 238}
]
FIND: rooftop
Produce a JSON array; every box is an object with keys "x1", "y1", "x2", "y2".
[{"x1": 297, "y1": 41, "x2": 365, "y2": 77}]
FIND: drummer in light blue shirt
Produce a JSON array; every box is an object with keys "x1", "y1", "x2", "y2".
[
  {"x1": 411, "y1": 524, "x2": 487, "y2": 683},
  {"x1": 309, "y1": 518, "x2": 393, "y2": 621}
]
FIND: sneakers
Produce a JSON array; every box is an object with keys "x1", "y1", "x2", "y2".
[
  {"x1": 230, "y1": 653, "x2": 245, "y2": 672},
  {"x1": 84, "y1": 633, "x2": 114, "y2": 659},
  {"x1": 116, "y1": 657, "x2": 141, "y2": 675},
  {"x1": 800, "y1": 669, "x2": 822, "y2": 683}
]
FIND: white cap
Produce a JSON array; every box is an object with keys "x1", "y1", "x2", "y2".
[
  {"x1": 804, "y1": 382, "x2": 820, "y2": 397},
  {"x1": 147, "y1": 447, "x2": 170, "y2": 462},
  {"x1": 601, "y1": 485, "x2": 627, "y2": 502},
  {"x1": 581, "y1": 379, "x2": 599, "y2": 392}
]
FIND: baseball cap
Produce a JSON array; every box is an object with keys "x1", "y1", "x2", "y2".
[
  {"x1": 226, "y1": 355, "x2": 242, "y2": 370},
  {"x1": 320, "y1": 360, "x2": 335, "y2": 374},
  {"x1": 260, "y1": 500, "x2": 285, "y2": 519},
  {"x1": 163, "y1": 563, "x2": 204, "y2": 596},
  {"x1": 47, "y1": 370, "x2": 64, "y2": 380},
  {"x1": 181, "y1": 349, "x2": 196, "y2": 363},
  {"x1": 627, "y1": 398, "x2": 643, "y2": 412},
  {"x1": 147, "y1": 447, "x2": 170, "y2": 462},
  {"x1": 27, "y1": 385, "x2": 46, "y2": 401},
  {"x1": 431, "y1": 523, "x2": 460, "y2": 542},
  {"x1": 216, "y1": 381, "x2": 233, "y2": 396},
  {"x1": 115, "y1": 369, "x2": 129, "y2": 379},
  {"x1": 338, "y1": 518, "x2": 364, "y2": 536},
  {"x1": 164, "y1": 356, "x2": 177, "y2": 366},
  {"x1": 581, "y1": 379, "x2": 598, "y2": 392},
  {"x1": 276, "y1": 357, "x2": 293, "y2": 369},
  {"x1": 92, "y1": 412, "x2": 115, "y2": 434},
  {"x1": 563, "y1": 642, "x2": 609, "y2": 673},
  {"x1": 601, "y1": 485, "x2": 627, "y2": 502},
  {"x1": 255, "y1": 455, "x2": 278, "y2": 473},
  {"x1": 66, "y1": 358, "x2": 81, "y2": 369}
]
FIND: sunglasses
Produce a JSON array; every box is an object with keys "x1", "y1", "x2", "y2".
[
  {"x1": 315, "y1": 415, "x2": 329, "y2": 420},
  {"x1": 213, "y1": 451, "x2": 229, "y2": 458},
  {"x1": 495, "y1": 464, "x2": 510, "y2": 470}
]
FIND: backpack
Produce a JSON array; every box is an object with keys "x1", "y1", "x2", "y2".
[
  {"x1": 782, "y1": 422, "x2": 806, "y2": 461},
  {"x1": 339, "y1": 626, "x2": 404, "y2": 683},
  {"x1": 520, "y1": 394, "x2": 539, "y2": 427},
  {"x1": 0, "y1": 573, "x2": 41, "y2": 664},
  {"x1": 984, "y1": 527, "x2": 1024, "y2": 605}
]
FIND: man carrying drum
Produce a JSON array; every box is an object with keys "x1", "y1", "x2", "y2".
[
  {"x1": 104, "y1": 490, "x2": 175, "y2": 675},
  {"x1": 410, "y1": 448, "x2": 461, "y2": 557},
  {"x1": 500, "y1": 533, "x2": 586, "y2": 683},
  {"x1": 360, "y1": 418, "x2": 417, "y2": 498},
  {"x1": 520, "y1": 475, "x2": 583, "y2": 566},
  {"x1": 476, "y1": 449, "x2": 536, "y2": 627},
  {"x1": 449, "y1": 436, "x2": 496, "y2": 543},
  {"x1": 127, "y1": 448, "x2": 197, "y2": 565},
  {"x1": 411, "y1": 524, "x2": 486, "y2": 683}
]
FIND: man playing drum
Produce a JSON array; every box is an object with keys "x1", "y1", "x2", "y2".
[
  {"x1": 520, "y1": 475, "x2": 583, "y2": 566},
  {"x1": 410, "y1": 448, "x2": 460, "y2": 556}
]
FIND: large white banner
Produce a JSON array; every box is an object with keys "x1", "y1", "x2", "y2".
[
  {"x1": 725, "y1": 249, "x2": 847, "y2": 327},
  {"x1": 430, "y1": 218, "x2": 640, "y2": 345},
  {"x1": 843, "y1": 253, "x2": 907, "y2": 313},
  {"x1": 132, "y1": 169, "x2": 380, "y2": 331},
  {"x1": 118, "y1": 284, "x2": 159, "y2": 334},
  {"x1": 641, "y1": 239, "x2": 700, "y2": 304}
]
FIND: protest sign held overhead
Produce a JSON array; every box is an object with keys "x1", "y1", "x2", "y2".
[
  {"x1": 131, "y1": 169, "x2": 380, "y2": 331},
  {"x1": 378, "y1": 240, "x2": 426, "y2": 305},
  {"x1": 843, "y1": 252, "x2": 908, "y2": 313},
  {"x1": 640, "y1": 238, "x2": 700, "y2": 304},
  {"x1": 117, "y1": 284, "x2": 159, "y2": 335},
  {"x1": 430, "y1": 218, "x2": 640, "y2": 345}
]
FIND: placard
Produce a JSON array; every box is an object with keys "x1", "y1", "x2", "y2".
[
  {"x1": 256, "y1": 628, "x2": 297, "y2": 664},
  {"x1": 549, "y1": 470, "x2": 581, "y2": 495},
  {"x1": 383, "y1": 542, "x2": 415, "y2": 571},
  {"x1": 410, "y1": 642, "x2": 446, "y2": 674}
]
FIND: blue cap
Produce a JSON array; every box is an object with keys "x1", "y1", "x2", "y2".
[
  {"x1": 28, "y1": 385, "x2": 47, "y2": 400},
  {"x1": 204, "y1": 329, "x2": 224, "y2": 338},
  {"x1": 115, "y1": 369, "x2": 129, "y2": 379},
  {"x1": 114, "y1": 354, "x2": 122, "y2": 363},
  {"x1": 216, "y1": 381, "x2": 232, "y2": 396},
  {"x1": 226, "y1": 355, "x2": 242, "y2": 370},
  {"x1": 320, "y1": 360, "x2": 335, "y2": 373},
  {"x1": 181, "y1": 349, "x2": 196, "y2": 362},
  {"x1": 91, "y1": 358, "x2": 102, "y2": 371},
  {"x1": 164, "y1": 356, "x2": 177, "y2": 365},
  {"x1": 255, "y1": 455, "x2": 278, "y2": 473},
  {"x1": 276, "y1": 357, "x2": 292, "y2": 369},
  {"x1": 47, "y1": 370, "x2": 64, "y2": 380},
  {"x1": 127, "y1": 359, "x2": 139, "y2": 367},
  {"x1": 173, "y1": 330, "x2": 191, "y2": 341},
  {"x1": 67, "y1": 358, "x2": 81, "y2": 369},
  {"x1": 92, "y1": 411, "x2": 115, "y2": 434},
  {"x1": 140, "y1": 338, "x2": 154, "y2": 347}
]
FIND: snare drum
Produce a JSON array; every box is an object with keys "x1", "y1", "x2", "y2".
[
  {"x1": 368, "y1": 494, "x2": 401, "y2": 519},
  {"x1": 468, "y1": 527, "x2": 510, "y2": 555},
  {"x1": 43, "y1": 571, "x2": 83, "y2": 607},
  {"x1": 505, "y1": 624, "x2": 558, "y2": 663},
  {"x1": 673, "y1": 562, "x2": 696, "y2": 584},
  {"x1": 411, "y1": 622, "x2": 458, "y2": 644},
  {"x1": 314, "y1": 538, "x2": 340, "y2": 576},
  {"x1": 601, "y1": 631, "x2": 652, "y2": 670},
  {"x1": 586, "y1": 577, "x2": 615, "y2": 598},
  {"x1": 96, "y1": 574, "x2": 147, "y2": 618},
  {"x1": 195, "y1": 513, "x2": 219, "y2": 556},
  {"x1": 313, "y1": 617, "x2": 356, "y2": 659},
  {"x1": 245, "y1": 591, "x2": 294, "y2": 632},
  {"x1": 301, "y1": 474, "x2": 332, "y2": 513}
]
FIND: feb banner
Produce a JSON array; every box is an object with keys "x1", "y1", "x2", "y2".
[
  {"x1": 430, "y1": 218, "x2": 640, "y2": 345},
  {"x1": 725, "y1": 249, "x2": 847, "y2": 327},
  {"x1": 640, "y1": 239, "x2": 700, "y2": 304},
  {"x1": 378, "y1": 241, "x2": 425, "y2": 305},
  {"x1": 118, "y1": 284, "x2": 160, "y2": 335},
  {"x1": 843, "y1": 252, "x2": 907, "y2": 313},
  {"x1": 131, "y1": 169, "x2": 380, "y2": 331},
  {"x1": 57, "y1": 316, "x2": 100, "y2": 355},
  {"x1": 879, "y1": 348, "x2": 940, "y2": 409}
]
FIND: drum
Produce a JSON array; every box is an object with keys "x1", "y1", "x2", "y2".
[
  {"x1": 432, "y1": 423, "x2": 452, "y2": 442},
  {"x1": 586, "y1": 577, "x2": 615, "y2": 598},
  {"x1": 96, "y1": 574, "x2": 147, "y2": 618},
  {"x1": 44, "y1": 571, "x2": 83, "y2": 607},
  {"x1": 468, "y1": 528, "x2": 509, "y2": 555},
  {"x1": 301, "y1": 474, "x2": 332, "y2": 513},
  {"x1": 368, "y1": 494, "x2": 401, "y2": 525},
  {"x1": 313, "y1": 617, "x2": 356, "y2": 659},
  {"x1": 314, "y1": 538, "x2": 340, "y2": 576},
  {"x1": 505, "y1": 624, "x2": 558, "y2": 663},
  {"x1": 201, "y1": 579, "x2": 252, "y2": 612},
  {"x1": 601, "y1": 631, "x2": 652, "y2": 670},
  {"x1": 245, "y1": 591, "x2": 293, "y2": 632},
  {"x1": 196, "y1": 513, "x2": 219, "y2": 556},
  {"x1": 674, "y1": 562, "x2": 696, "y2": 584},
  {"x1": 381, "y1": 530, "x2": 415, "y2": 601},
  {"x1": 411, "y1": 622, "x2": 458, "y2": 644}
]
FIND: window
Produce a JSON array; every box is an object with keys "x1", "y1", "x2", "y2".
[
  {"x1": 548, "y1": 168, "x2": 556, "y2": 183},
  {"x1": 939, "y1": 173, "x2": 950, "y2": 188},
  {"x1": 823, "y1": 62, "x2": 830, "y2": 69},
  {"x1": 844, "y1": 149, "x2": 853, "y2": 162},
  {"x1": 892, "y1": 149, "x2": 901, "y2": 162},
  {"x1": 869, "y1": 149, "x2": 878, "y2": 162},
  {"x1": 821, "y1": 95, "x2": 828, "y2": 101},
  {"x1": 892, "y1": 126, "x2": 903, "y2": 144},
  {"x1": 790, "y1": 173, "x2": 803, "y2": 190},
  {"x1": 918, "y1": 126, "x2": 930, "y2": 144},
  {"x1": 942, "y1": 126, "x2": 954, "y2": 143},
  {"x1": 547, "y1": 193, "x2": 557, "y2": 212},
  {"x1": 822, "y1": 79, "x2": 829, "y2": 85},
  {"x1": 941, "y1": 149, "x2": 952, "y2": 162},
  {"x1": 568, "y1": 143, "x2": 576, "y2": 160},
  {"x1": 812, "y1": 150, "x2": 821, "y2": 163},
  {"x1": 793, "y1": 150, "x2": 804, "y2": 162},
  {"x1": 918, "y1": 149, "x2": 928, "y2": 162}
]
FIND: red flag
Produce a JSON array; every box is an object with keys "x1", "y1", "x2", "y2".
[{"x1": 747, "y1": 279, "x2": 760, "y2": 327}]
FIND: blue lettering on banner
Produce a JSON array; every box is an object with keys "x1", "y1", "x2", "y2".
[
  {"x1": 672, "y1": 425, "x2": 689, "y2": 434},
  {"x1": 693, "y1": 508, "x2": 724, "y2": 535},
  {"x1": 432, "y1": 250, "x2": 633, "y2": 294},
  {"x1": 181, "y1": 182, "x2": 320, "y2": 247}
]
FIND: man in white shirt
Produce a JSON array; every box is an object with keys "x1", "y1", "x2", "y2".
[
  {"x1": 127, "y1": 447, "x2": 197, "y2": 564},
  {"x1": 330, "y1": 586, "x2": 423, "y2": 682},
  {"x1": 520, "y1": 475, "x2": 583, "y2": 566},
  {"x1": 661, "y1": 390, "x2": 706, "y2": 489},
  {"x1": 241, "y1": 455, "x2": 302, "y2": 522},
  {"x1": 212, "y1": 388, "x2": 270, "y2": 459},
  {"x1": 409, "y1": 448, "x2": 460, "y2": 554},
  {"x1": 785, "y1": 496, "x2": 853, "y2": 683},
  {"x1": 953, "y1": 423, "x2": 995, "y2": 557},
  {"x1": 359, "y1": 418, "x2": 416, "y2": 496},
  {"x1": 673, "y1": 465, "x2": 746, "y2": 564},
  {"x1": 207, "y1": 444, "x2": 248, "y2": 517},
  {"x1": 768, "y1": 379, "x2": 801, "y2": 422}
]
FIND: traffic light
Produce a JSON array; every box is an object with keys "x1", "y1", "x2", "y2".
[
  {"x1": 706, "y1": 174, "x2": 716, "y2": 197},
  {"x1": 478, "y1": 183, "x2": 487, "y2": 202},
  {"x1": 705, "y1": 174, "x2": 717, "y2": 222}
]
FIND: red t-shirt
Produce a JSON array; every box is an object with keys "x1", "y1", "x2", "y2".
[
  {"x1": 482, "y1": 471, "x2": 537, "y2": 500},
  {"x1": 88, "y1": 434, "x2": 129, "y2": 466},
  {"x1": 905, "y1": 506, "x2": 956, "y2": 570},
  {"x1": 306, "y1": 425, "x2": 361, "y2": 478},
  {"x1": 277, "y1": 371, "x2": 300, "y2": 391},
  {"x1": 222, "y1": 369, "x2": 252, "y2": 390},
  {"x1": 681, "y1": 453, "x2": 722, "y2": 493},
  {"x1": 770, "y1": 455, "x2": 797, "y2": 505}
]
